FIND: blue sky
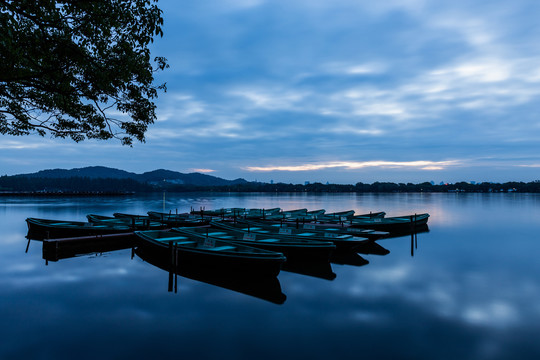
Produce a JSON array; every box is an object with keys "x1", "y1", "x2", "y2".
[{"x1": 2, "y1": 0, "x2": 540, "y2": 184}]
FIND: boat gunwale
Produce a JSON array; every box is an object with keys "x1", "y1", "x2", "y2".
[
  {"x1": 173, "y1": 226, "x2": 336, "y2": 249},
  {"x1": 135, "y1": 230, "x2": 287, "y2": 261}
]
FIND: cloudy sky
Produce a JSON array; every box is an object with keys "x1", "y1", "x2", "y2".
[{"x1": 2, "y1": 0, "x2": 540, "y2": 184}]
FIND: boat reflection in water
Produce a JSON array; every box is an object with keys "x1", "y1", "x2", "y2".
[
  {"x1": 330, "y1": 251, "x2": 370, "y2": 267},
  {"x1": 383, "y1": 223, "x2": 430, "y2": 239},
  {"x1": 409, "y1": 225, "x2": 429, "y2": 257},
  {"x1": 33, "y1": 222, "x2": 428, "y2": 305},
  {"x1": 278, "y1": 238, "x2": 390, "y2": 279},
  {"x1": 354, "y1": 240, "x2": 390, "y2": 256},
  {"x1": 37, "y1": 234, "x2": 286, "y2": 305},
  {"x1": 39, "y1": 233, "x2": 137, "y2": 263},
  {"x1": 374, "y1": 224, "x2": 429, "y2": 257},
  {"x1": 135, "y1": 246, "x2": 286, "y2": 305},
  {"x1": 281, "y1": 259, "x2": 337, "y2": 280}
]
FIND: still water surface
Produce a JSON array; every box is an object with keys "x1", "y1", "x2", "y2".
[{"x1": 1, "y1": 192, "x2": 540, "y2": 360}]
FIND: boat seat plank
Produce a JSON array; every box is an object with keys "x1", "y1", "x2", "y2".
[
  {"x1": 205, "y1": 245, "x2": 236, "y2": 251},
  {"x1": 241, "y1": 227, "x2": 263, "y2": 231},
  {"x1": 173, "y1": 240, "x2": 197, "y2": 245},
  {"x1": 259, "y1": 238, "x2": 279, "y2": 242},
  {"x1": 156, "y1": 236, "x2": 189, "y2": 242}
]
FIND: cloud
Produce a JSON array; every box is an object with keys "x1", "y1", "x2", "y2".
[
  {"x1": 228, "y1": 87, "x2": 308, "y2": 111},
  {"x1": 189, "y1": 168, "x2": 216, "y2": 173},
  {"x1": 244, "y1": 160, "x2": 460, "y2": 172},
  {"x1": 6, "y1": 0, "x2": 540, "y2": 183},
  {"x1": 155, "y1": 93, "x2": 208, "y2": 123},
  {"x1": 224, "y1": 0, "x2": 266, "y2": 10},
  {"x1": 0, "y1": 140, "x2": 46, "y2": 150},
  {"x1": 321, "y1": 62, "x2": 388, "y2": 76}
]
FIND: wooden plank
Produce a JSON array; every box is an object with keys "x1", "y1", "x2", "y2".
[{"x1": 43, "y1": 232, "x2": 136, "y2": 245}]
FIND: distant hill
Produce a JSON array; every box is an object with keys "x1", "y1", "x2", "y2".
[
  {"x1": 137, "y1": 169, "x2": 248, "y2": 186},
  {"x1": 13, "y1": 166, "x2": 248, "y2": 187},
  {"x1": 23, "y1": 166, "x2": 136, "y2": 179}
]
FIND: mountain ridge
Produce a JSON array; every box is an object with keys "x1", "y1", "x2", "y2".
[{"x1": 13, "y1": 166, "x2": 248, "y2": 186}]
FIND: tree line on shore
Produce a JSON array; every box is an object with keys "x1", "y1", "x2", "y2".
[{"x1": 1, "y1": 176, "x2": 539, "y2": 194}]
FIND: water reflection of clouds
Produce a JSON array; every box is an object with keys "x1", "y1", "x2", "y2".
[
  {"x1": 265, "y1": 265, "x2": 540, "y2": 360},
  {"x1": 0, "y1": 233, "x2": 27, "y2": 245},
  {"x1": 350, "y1": 310, "x2": 388, "y2": 323},
  {"x1": 0, "y1": 255, "x2": 537, "y2": 360},
  {"x1": 463, "y1": 302, "x2": 518, "y2": 327},
  {"x1": 0, "y1": 248, "x2": 143, "y2": 291},
  {"x1": 331, "y1": 261, "x2": 540, "y2": 330},
  {"x1": 365, "y1": 263, "x2": 412, "y2": 283},
  {"x1": 2, "y1": 195, "x2": 540, "y2": 359},
  {"x1": 97, "y1": 267, "x2": 129, "y2": 276},
  {"x1": 5, "y1": 262, "x2": 37, "y2": 273}
]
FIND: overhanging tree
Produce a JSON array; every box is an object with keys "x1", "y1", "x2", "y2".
[{"x1": 0, "y1": 0, "x2": 168, "y2": 145}]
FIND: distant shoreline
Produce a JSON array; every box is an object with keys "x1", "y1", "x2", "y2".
[
  {"x1": 0, "y1": 191, "x2": 135, "y2": 197},
  {"x1": 2, "y1": 166, "x2": 538, "y2": 193},
  {"x1": 0, "y1": 183, "x2": 533, "y2": 196}
]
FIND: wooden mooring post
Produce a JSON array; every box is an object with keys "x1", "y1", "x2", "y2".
[
  {"x1": 174, "y1": 243, "x2": 178, "y2": 293},
  {"x1": 168, "y1": 241, "x2": 174, "y2": 292}
]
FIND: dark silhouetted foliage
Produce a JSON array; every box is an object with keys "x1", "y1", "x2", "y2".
[{"x1": 0, "y1": 0, "x2": 168, "y2": 145}]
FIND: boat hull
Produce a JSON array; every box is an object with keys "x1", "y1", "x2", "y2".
[
  {"x1": 213, "y1": 220, "x2": 366, "y2": 251},
  {"x1": 26, "y1": 218, "x2": 132, "y2": 240},
  {"x1": 348, "y1": 213, "x2": 430, "y2": 233},
  {"x1": 173, "y1": 227, "x2": 335, "y2": 262},
  {"x1": 42, "y1": 233, "x2": 137, "y2": 262},
  {"x1": 147, "y1": 211, "x2": 210, "y2": 227},
  {"x1": 87, "y1": 214, "x2": 165, "y2": 230},
  {"x1": 135, "y1": 231, "x2": 286, "y2": 277}
]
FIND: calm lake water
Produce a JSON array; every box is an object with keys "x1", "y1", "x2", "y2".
[{"x1": 1, "y1": 192, "x2": 540, "y2": 360}]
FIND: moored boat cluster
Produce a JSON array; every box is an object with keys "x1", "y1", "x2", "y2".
[{"x1": 26, "y1": 207, "x2": 429, "y2": 278}]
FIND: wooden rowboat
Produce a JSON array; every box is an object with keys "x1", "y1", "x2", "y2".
[
  {"x1": 147, "y1": 211, "x2": 210, "y2": 226},
  {"x1": 242, "y1": 208, "x2": 282, "y2": 219},
  {"x1": 211, "y1": 220, "x2": 369, "y2": 251},
  {"x1": 135, "y1": 230, "x2": 286, "y2": 277},
  {"x1": 264, "y1": 208, "x2": 310, "y2": 220},
  {"x1": 86, "y1": 214, "x2": 165, "y2": 230},
  {"x1": 172, "y1": 226, "x2": 335, "y2": 262},
  {"x1": 314, "y1": 211, "x2": 386, "y2": 223},
  {"x1": 26, "y1": 217, "x2": 132, "y2": 240},
  {"x1": 348, "y1": 213, "x2": 430, "y2": 233},
  {"x1": 316, "y1": 210, "x2": 356, "y2": 221},
  {"x1": 113, "y1": 212, "x2": 154, "y2": 220},
  {"x1": 252, "y1": 218, "x2": 389, "y2": 240},
  {"x1": 190, "y1": 207, "x2": 246, "y2": 217},
  {"x1": 258, "y1": 211, "x2": 386, "y2": 225}
]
